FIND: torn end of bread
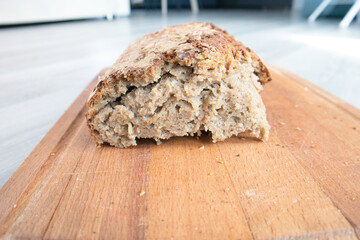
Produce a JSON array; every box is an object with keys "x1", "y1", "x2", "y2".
[{"x1": 87, "y1": 22, "x2": 271, "y2": 148}]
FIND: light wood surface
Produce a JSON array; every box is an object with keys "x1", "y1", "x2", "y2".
[{"x1": 0, "y1": 66, "x2": 359, "y2": 239}]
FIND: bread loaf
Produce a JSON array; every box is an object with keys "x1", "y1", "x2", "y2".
[{"x1": 87, "y1": 22, "x2": 271, "y2": 148}]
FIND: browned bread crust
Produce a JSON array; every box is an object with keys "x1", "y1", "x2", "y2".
[
  {"x1": 87, "y1": 22, "x2": 271, "y2": 147},
  {"x1": 88, "y1": 22, "x2": 270, "y2": 108}
]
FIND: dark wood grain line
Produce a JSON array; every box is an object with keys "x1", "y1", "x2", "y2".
[
  {"x1": 41, "y1": 117, "x2": 93, "y2": 239},
  {"x1": 126, "y1": 145, "x2": 151, "y2": 240},
  {"x1": 216, "y1": 143, "x2": 255, "y2": 240},
  {"x1": 0, "y1": 74, "x2": 99, "y2": 221},
  {"x1": 0, "y1": 107, "x2": 91, "y2": 238}
]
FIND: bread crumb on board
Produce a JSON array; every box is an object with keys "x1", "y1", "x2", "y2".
[
  {"x1": 199, "y1": 145, "x2": 205, "y2": 150},
  {"x1": 139, "y1": 191, "x2": 146, "y2": 197}
]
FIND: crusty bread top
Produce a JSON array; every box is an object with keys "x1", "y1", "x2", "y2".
[{"x1": 88, "y1": 22, "x2": 271, "y2": 107}]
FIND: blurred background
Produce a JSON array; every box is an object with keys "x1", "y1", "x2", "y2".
[{"x1": 0, "y1": 0, "x2": 359, "y2": 187}]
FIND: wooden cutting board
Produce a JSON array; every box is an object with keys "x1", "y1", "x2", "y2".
[{"x1": 0, "y1": 65, "x2": 359, "y2": 240}]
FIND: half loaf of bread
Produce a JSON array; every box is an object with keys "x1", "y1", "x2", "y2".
[{"x1": 87, "y1": 22, "x2": 271, "y2": 148}]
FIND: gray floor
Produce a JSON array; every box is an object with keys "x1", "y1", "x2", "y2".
[{"x1": 0, "y1": 9, "x2": 359, "y2": 187}]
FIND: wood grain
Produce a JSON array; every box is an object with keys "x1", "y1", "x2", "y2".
[
  {"x1": 0, "y1": 66, "x2": 359, "y2": 239},
  {"x1": 0, "y1": 69, "x2": 106, "y2": 221},
  {"x1": 265, "y1": 65, "x2": 360, "y2": 238},
  {"x1": 147, "y1": 137, "x2": 253, "y2": 239}
]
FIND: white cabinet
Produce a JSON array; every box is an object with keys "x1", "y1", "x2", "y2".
[{"x1": 0, "y1": 0, "x2": 130, "y2": 25}]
